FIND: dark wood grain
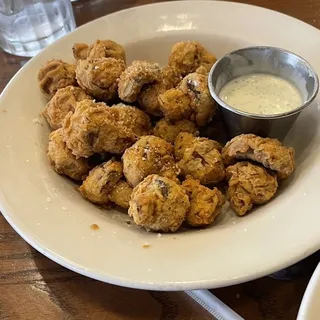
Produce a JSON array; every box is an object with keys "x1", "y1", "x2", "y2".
[{"x1": 1, "y1": 0, "x2": 320, "y2": 319}]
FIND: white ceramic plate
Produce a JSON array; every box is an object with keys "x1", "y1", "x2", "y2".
[
  {"x1": 0, "y1": 1, "x2": 320, "y2": 291},
  {"x1": 298, "y1": 263, "x2": 320, "y2": 320}
]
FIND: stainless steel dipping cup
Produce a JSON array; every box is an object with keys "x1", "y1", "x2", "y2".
[{"x1": 208, "y1": 46, "x2": 319, "y2": 140}]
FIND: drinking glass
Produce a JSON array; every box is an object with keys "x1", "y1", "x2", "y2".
[{"x1": 0, "y1": 0, "x2": 76, "y2": 57}]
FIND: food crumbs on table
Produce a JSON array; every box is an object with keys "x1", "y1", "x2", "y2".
[
  {"x1": 2, "y1": 109, "x2": 7, "y2": 113},
  {"x1": 90, "y1": 223, "x2": 99, "y2": 230},
  {"x1": 125, "y1": 220, "x2": 132, "y2": 225},
  {"x1": 142, "y1": 242, "x2": 151, "y2": 248},
  {"x1": 157, "y1": 233, "x2": 162, "y2": 238}
]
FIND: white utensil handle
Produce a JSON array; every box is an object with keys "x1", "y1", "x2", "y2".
[{"x1": 185, "y1": 289, "x2": 244, "y2": 320}]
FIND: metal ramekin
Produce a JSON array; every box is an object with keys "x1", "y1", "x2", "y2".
[{"x1": 208, "y1": 46, "x2": 319, "y2": 140}]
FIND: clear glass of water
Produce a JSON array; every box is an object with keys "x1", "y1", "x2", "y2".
[{"x1": 0, "y1": 0, "x2": 76, "y2": 57}]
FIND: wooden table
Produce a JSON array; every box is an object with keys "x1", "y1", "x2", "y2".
[{"x1": 1, "y1": 1, "x2": 319, "y2": 319}]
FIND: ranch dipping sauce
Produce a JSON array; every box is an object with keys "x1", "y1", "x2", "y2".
[{"x1": 219, "y1": 73, "x2": 303, "y2": 115}]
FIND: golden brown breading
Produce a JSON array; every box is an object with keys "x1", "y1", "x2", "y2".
[
  {"x1": 73, "y1": 40, "x2": 126, "y2": 62},
  {"x1": 109, "y1": 103, "x2": 151, "y2": 136},
  {"x1": 108, "y1": 180, "x2": 133, "y2": 209},
  {"x1": 168, "y1": 41, "x2": 217, "y2": 76},
  {"x1": 47, "y1": 128, "x2": 90, "y2": 180},
  {"x1": 76, "y1": 57, "x2": 126, "y2": 100},
  {"x1": 118, "y1": 60, "x2": 161, "y2": 102},
  {"x1": 153, "y1": 118, "x2": 197, "y2": 143},
  {"x1": 122, "y1": 135, "x2": 180, "y2": 187},
  {"x1": 138, "y1": 83, "x2": 165, "y2": 117},
  {"x1": 79, "y1": 159, "x2": 123, "y2": 205},
  {"x1": 72, "y1": 43, "x2": 89, "y2": 60},
  {"x1": 161, "y1": 65, "x2": 183, "y2": 88},
  {"x1": 43, "y1": 86, "x2": 90, "y2": 130},
  {"x1": 138, "y1": 66, "x2": 182, "y2": 116},
  {"x1": 158, "y1": 88, "x2": 191, "y2": 120},
  {"x1": 174, "y1": 132, "x2": 222, "y2": 161},
  {"x1": 179, "y1": 71, "x2": 216, "y2": 126},
  {"x1": 159, "y1": 70, "x2": 216, "y2": 126},
  {"x1": 38, "y1": 60, "x2": 77, "y2": 98},
  {"x1": 222, "y1": 134, "x2": 295, "y2": 180},
  {"x1": 63, "y1": 99, "x2": 137, "y2": 158},
  {"x1": 129, "y1": 174, "x2": 190, "y2": 232},
  {"x1": 226, "y1": 161, "x2": 278, "y2": 216},
  {"x1": 174, "y1": 133, "x2": 225, "y2": 185},
  {"x1": 182, "y1": 178, "x2": 225, "y2": 226}
]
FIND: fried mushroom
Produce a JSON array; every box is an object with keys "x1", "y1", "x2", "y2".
[
  {"x1": 109, "y1": 103, "x2": 151, "y2": 136},
  {"x1": 79, "y1": 159, "x2": 123, "y2": 205},
  {"x1": 72, "y1": 43, "x2": 89, "y2": 60},
  {"x1": 174, "y1": 133, "x2": 225, "y2": 185},
  {"x1": 43, "y1": 86, "x2": 90, "y2": 130},
  {"x1": 182, "y1": 178, "x2": 225, "y2": 226},
  {"x1": 108, "y1": 180, "x2": 133, "y2": 209},
  {"x1": 158, "y1": 88, "x2": 191, "y2": 120},
  {"x1": 122, "y1": 135, "x2": 179, "y2": 187},
  {"x1": 118, "y1": 60, "x2": 161, "y2": 102},
  {"x1": 138, "y1": 66, "x2": 182, "y2": 116},
  {"x1": 222, "y1": 134, "x2": 295, "y2": 180},
  {"x1": 179, "y1": 71, "x2": 216, "y2": 126},
  {"x1": 47, "y1": 128, "x2": 90, "y2": 180},
  {"x1": 38, "y1": 60, "x2": 77, "y2": 98},
  {"x1": 129, "y1": 174, "x2": 190, "y2": 232},
  {"x1": 159, "y1": 70, "x2": 216, "y2": 126},
  {"x1": 168, "y1": 41, "x2": 217, "y2": 76},
  {"x1": 226, "y1": 161, "x2": 278, "y2": 216},
  {"x1": 73, "y1": 40, "x2": 126, "y2": 62},
  {"x1": 153, "y1": 118, "x2": 197, "y2": 143},
  {"x1": 63, "y1": 99, "x2": 137, "y2": 158},
  {"x1": 76, "y1": 57, "x2": 126, "y2": 100}
]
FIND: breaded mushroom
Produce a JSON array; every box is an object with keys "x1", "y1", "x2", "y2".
[
  {"x1": 43, "y1": 86, "x2": 90, "y2": 130},
  {"x1": 182, "y1": 178, "x2": 225, "y2": 226},
  {"x1": 122, "y1": 135, "x2": 179, "y2": 187},
  {"x1": 38, "y1": 60, "x2": 77, "y2": 98},
  {"x1": 222, "y1": 134, "x2": 295, "y2": 180},
  {"x1": 159, "y1": 69, "x2": 216, "y2": 126},
  {"x1": 168, "y1": 41, "x2": 217, "y2": 76},
  {"x1": 76, "y1": 57, "x2": 126, "y2": 100},
  {"x1": 79, "y1": 159, "x2": 123, "y2": 205},
  {"x1": 153, "y1": 118, "x2": 197, "y2": 143},
  {"x1": 109, "y1": 180, "x2": 133, "y2": 209},
  {"x1": 118, "y1": 60, "x2": 161, "y2": 102},
  {"x1": 73, "y1": 40, "x2": 126, "y2": 62},
  {"x1": 47, "y1": 128, "x2": 90, "y2": 180},
  {"x1": 72, "y1": 43, "x2": 89, "y2": 60},
  {"x1": 138, "y1": 66, "x2": 182, "y2": 116},
  {"x1": 158, "y1": 88, "x2": 191, "y2": 120},
  {"x1": 109, "y1": 103, "x2": 151, "y2": 136},
  {"x1": 174, "y1": 133, "x2": 225, "y2": 185},
  {"x1": 63, "y1": 99, "x2": 137, "y2": 158},
  {"x1": 179, "y1": 71, "x2": 216, "y2": 126},
  {"x1": 129, "y1": 174, "x2": 190, "y2": 232},
  {"x1": 226, "y1": 161, "x2": 278, "y2": 216}
]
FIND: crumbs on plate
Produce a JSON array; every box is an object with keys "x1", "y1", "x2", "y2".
[{"x1": 90, "y1": 223, "x2": 99, "y2": 230}]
